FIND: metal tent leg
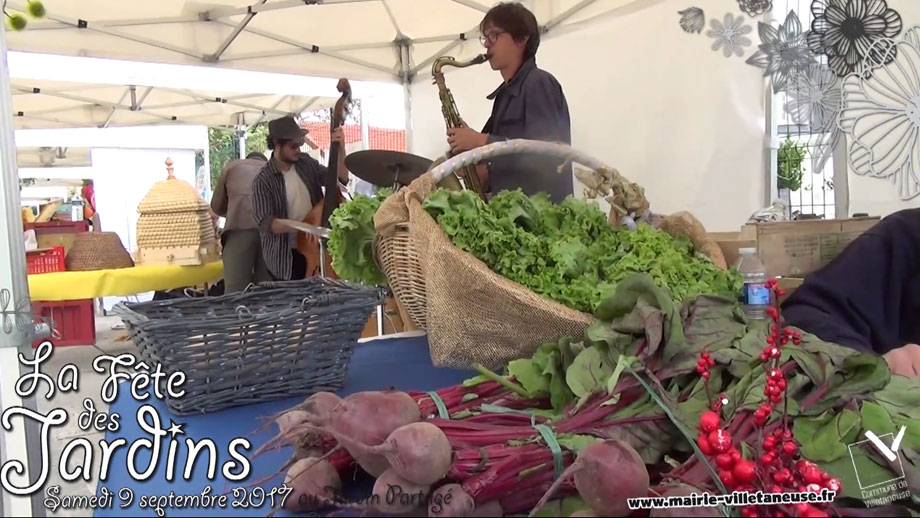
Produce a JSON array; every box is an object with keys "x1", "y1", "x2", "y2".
[{"x1": 0, "y1": 21, "x2": 47, "y2": 518}]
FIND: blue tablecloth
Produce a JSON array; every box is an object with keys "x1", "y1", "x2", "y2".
[{"x1": 94, "y1": 335, "x2": 475, "y2": 517}]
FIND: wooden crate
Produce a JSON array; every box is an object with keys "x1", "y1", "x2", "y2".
[
  {"x1": 710, "y1": 217, "x2": 879, "y2": 277},
  {"x1": 136, "y1": 241, "x2": 220, "y2": 267}
]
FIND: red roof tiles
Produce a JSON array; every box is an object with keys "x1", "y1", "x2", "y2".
[{"x1": 304, "y1": 122, "x2": 406, "y2": 152}]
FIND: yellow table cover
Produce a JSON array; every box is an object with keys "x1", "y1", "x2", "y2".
[{"x1": 28, "y1": 262, "x2": 224, "y2": 301}]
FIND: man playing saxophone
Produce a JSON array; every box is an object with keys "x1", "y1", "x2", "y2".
[{"x1": 446, "y1": 2, "x2": 573, "y2": 203}]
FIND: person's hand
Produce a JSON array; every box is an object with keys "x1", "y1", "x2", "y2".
[
  {"x1": 883, "y1": 343, "x2": 920, "y2": 378},
  {"x1": 447, "y1": 124, "x2": 488, "y2": 154},
  {"x1": 331, "y1": 126, "x2": 345, "y2": 145},
  {"x1": 300, "y1": 232, "x2": 318, "y2": 249}
]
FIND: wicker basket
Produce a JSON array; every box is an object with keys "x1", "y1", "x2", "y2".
[
  {"x1": 373, "y1": 223, "x2": 428, "y2": 330},
  {"x1": 373, "y1": 139, "x2": 652, "y2": 368},
  {"x1": 66, "y1": 231, "x2": 135, "y2": 271},
  {"x1": 113, "y1": 277, "x2": 385, "y2": 416}
]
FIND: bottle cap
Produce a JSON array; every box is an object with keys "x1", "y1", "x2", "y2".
[{"x1": 739, "y1": 247, "x2": 756, "y2": 254}]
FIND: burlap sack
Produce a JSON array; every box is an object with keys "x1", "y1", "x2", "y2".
[{"x1": 375, "y1": 171, "x2": 594, "y2": 369}]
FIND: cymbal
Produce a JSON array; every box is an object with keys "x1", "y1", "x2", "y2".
[
  {"x1": 276, "y1": 219, "x2": 331, "y2": 239},
  {"x1": 345, "y1": 150, "x2": 433, "y2": 186}
]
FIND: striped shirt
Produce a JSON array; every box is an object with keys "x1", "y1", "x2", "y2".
[{"x1": 252, "y1": 153, "x2": 326, "y2": 280}]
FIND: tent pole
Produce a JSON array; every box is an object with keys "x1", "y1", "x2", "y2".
[
  {"x1": 0, "y1": 21, "x2": 42, "y2": 518},
  {"x1": 398, "y1": 39, "x2": 413, "y2": 154}
]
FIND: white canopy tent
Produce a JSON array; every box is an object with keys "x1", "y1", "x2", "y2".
[
  {"x1": 3, "y1": 0, "x2": 631, "y2": 82},
  {"x1": 9, "y1": 78, "x2": 338, "y2": 129}
]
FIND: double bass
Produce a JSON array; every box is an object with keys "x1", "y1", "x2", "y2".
[{"x1": 300, "y1": 78, "x2": 352, "y2": 278}]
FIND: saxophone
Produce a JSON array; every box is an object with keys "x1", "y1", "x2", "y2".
[{"x1": 432, "y1": 53, "x2": 490, "y2": 200}]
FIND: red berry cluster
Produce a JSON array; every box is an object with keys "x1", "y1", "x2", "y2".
[
  {"x1": 693, "y1": 279, "x2": 842, "y2": 517},
  {"x1": 755, "y1": 281, "x2": 802, "y2": 428},
  {"x1": 697, "y1": 411, "x2": 757, "y2": 490},
  {"x1": 696, "y1": 351, "x2": 716, "y2": 379}
]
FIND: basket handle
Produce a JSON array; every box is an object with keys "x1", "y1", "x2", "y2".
[
  {"x1": 235, "y1": 305, "x2": 254, "y2": 319},
  {"x1": 428, "y1": 139, "x2": 649, "y2": 225},
  {"x1": 429, "y1": 139, "x2": 607, "y2": 183}
]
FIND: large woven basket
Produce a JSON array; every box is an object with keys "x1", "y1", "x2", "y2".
[
  {"x1": 373, "y1": 222, "x2": 428, "y2": 330},
  {"x1": 66, "y1": 231, "x2": 135, "y2": 271},
  {"x1": 374, "y1": 139, "x2": 651, "y2": 369},
  {"x1": 113, "y1": 277, "x2": 385, "y2": 416}
]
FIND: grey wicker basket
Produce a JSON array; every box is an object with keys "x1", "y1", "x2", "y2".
[{"x1": 113, "y1": 277, "x2": 385, "y2": 416}]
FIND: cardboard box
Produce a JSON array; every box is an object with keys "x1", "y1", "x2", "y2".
[
  {"x1": 776, "y1": 277, "x2": 804, "y2": 306},
  {"x1": 711, "y1": 218, "x2": 879, "y2": 277}
]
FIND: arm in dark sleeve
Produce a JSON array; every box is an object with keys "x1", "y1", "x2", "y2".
[
  {"x1": 781, "y1": 215, "x2": 914, "y2": 355},
  {"x1": 251, "y1": 174, "x2": 275, "y2": 233},
  {"x1": 210, "y1": 165, "x2": 230, "y2": 217},
  {"x1": 487, "y1": 75, "x2": 571, "y2": 180}
]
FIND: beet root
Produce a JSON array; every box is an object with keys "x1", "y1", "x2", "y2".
[
  {"x1": 283, "y1": 457, "x2": 341, "y2": 513},
  {"x1": 650, "y1": 484, "x2": 721, "y2": 517},
  {"x1": 528, "y1": 439, "x2": 649, "y2": 518},
  {"x1": 371, "y1": 468, "x2": 430, "y2": 515},
  {"x1": 301, "y1": 391, "x2": 342, "y2": 418},
  {"x1": 303, "y1": 421, "x2": 452, "y2": 486},
  {"x1": 429, "y1": 483, "x2": 476, "y2": 518},
  {"x1": 323, "y1": 390, "x2": 422, "y2": 476},
  {"x1": 382, "y1": 422, "x2": 452, "y2": 485}
]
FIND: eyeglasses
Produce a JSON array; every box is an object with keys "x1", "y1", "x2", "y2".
[{"x1": 480, "y1": 30, "x2": 506, "y2": 45}]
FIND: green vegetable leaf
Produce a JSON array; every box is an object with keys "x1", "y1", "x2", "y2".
[
  {"x1": 891, "y1": 416, "x2": 920, "y2": 451},
  {"x1": 508, "y1": 358, "x2": 549, "y2": 397},
  {"x1": 861, "y1": 402, "x2": 896, "y2": 437},
  {"x1": 607, "y1": 354, "x2": 638, "y2": 395},
  {"x1": 462, "y1": 375, "x2": 489, "y2": 387},
  {"x1": 328, "y1": 190, "x2": 392, "y2": 285},
  {"x1": 543, "y1": 350, "x2": 574, "y2": 412},
  {"x1": 819, "y1": 448, "x2": 902, "y2": 500},
  {"x1": 825, "y1": 353, "x2": 890, "y2": 400},
  {"x1": 460, "y1": 393, "x2": 479, "y2": 403},
  {"x1": 566, "y1": 347, "x2": 613, "y2": 404},
  {"x1": 557, "y1": 434, "x2": 600, "y2": 453}
]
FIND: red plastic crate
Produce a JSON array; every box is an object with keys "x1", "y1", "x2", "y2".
[
  {"x1": 26, "y1": 246, "x2": 66, "y2": 274},
  {"x1": 31, "y1": 299, "x2": 95, "y2": 347}
]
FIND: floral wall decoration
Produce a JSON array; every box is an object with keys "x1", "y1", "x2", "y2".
[
  {"x1": 707, "y1": 13, "x2": 753, "y2": 57},
  {"x1": 746, "y1": 10, "x2": 816, "y2": 93},
  {"x1": 838, "y1": 26, "x2": 920, "y2": 201},
  {"x1": 738, "y1": 0, "x2": 773, "y2": 17},
  {"x1": 808, "y1": 0, "x2": 902, "y2": 78},
  {"x1": 678, "y1": 7, "x2": 705, "y2": 34},
  {"x1": 783, "y1": 63, "x2": 843, "y2": 175}
]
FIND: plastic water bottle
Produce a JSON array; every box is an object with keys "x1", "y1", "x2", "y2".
[{"x1": 736, "y1": 248, "x2": 770, "y2": 320}]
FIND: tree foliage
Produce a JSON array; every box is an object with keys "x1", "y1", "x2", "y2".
[{"x1": 208, "y1": 123, "x2": 270, "y2": 191}]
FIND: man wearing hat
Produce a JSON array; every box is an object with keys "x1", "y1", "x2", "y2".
[{"x1": 252, "y1": 116, "x2": 348, "y2": 281}]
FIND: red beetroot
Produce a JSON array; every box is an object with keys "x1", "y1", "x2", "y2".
[
  {"x1": 314, "y1": 390, "x2": 422, "y2": 476},
  {"x1": 370, "y1": 468, "x2": 430, "y2": 515},
  {"x1": 429, "y1": 483, "x2": 476, "y2": 517},
  {"x1": 305, "y1": 421, "x2": 452, "y2": 486},
  {"x1": 283, "y1": 457, "x2": 341, "y2": 513},
  {"x1": 528, "y1": 440, "x2": 649, "y2": 518}
]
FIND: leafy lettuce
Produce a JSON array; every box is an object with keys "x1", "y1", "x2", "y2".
[
  {"x1": 424, "y1": 189, "x2": 742, "y2": 313},
  {"x1": 327, "y1": 189, "x2": 392, "y2": 286}
]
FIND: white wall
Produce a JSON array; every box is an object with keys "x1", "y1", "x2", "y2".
[
  {"x1": 409, "y1": 0, "x2": 767, "y2": 232},
  {"x1": 845, "y1": 0, "x2": 920, "y2": 218}
]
